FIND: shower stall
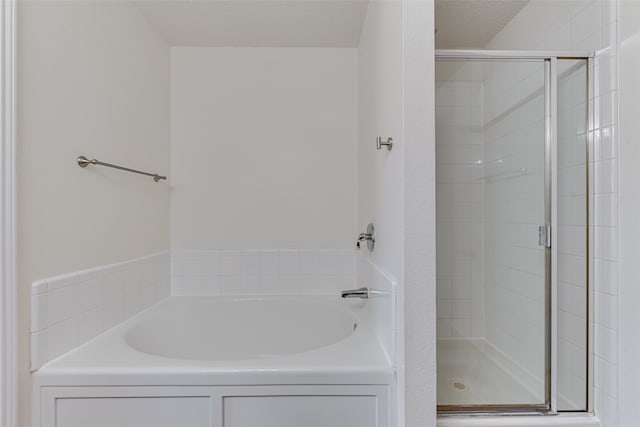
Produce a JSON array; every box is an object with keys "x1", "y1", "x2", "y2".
[{"x1": 435, "y1": 51, "x2": 591, "y2": 414}]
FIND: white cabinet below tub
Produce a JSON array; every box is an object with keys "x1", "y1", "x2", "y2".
[
  {"x1": 38, "y1": 385, "x2": 390, "y2": 427},
  {"x1": 223, "y1": 395, "x2": 378, "y2": 427},
  {"x1": 56, "y1": 397, "x2": 210, "y2": 427}
]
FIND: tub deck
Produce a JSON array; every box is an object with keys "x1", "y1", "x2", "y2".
[
  {"x1": 34, "y1": 296, "x2": 394, "y2": 386},
  {"x1": 33, "y1": 296, "x2": 395, "y2": 427}
]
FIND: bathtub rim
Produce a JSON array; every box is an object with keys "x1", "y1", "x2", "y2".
[
  {"x1": 123, "y1": 295, "x2": 359, "y2": 361},
  {"x1": 33, "y1": 295, "x2": 394, "y2": 386}
]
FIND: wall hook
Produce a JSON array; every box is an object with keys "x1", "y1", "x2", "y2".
[{"x1": 376, "y1": 137, "x2": 393, "y2": 151}]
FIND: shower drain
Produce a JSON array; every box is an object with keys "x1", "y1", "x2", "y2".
[{"x1": 449, "y1": 379, "x2": 470, "y2": 392}]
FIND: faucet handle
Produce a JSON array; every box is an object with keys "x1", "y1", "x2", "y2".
[{"x1": 355, "y1": 223, "x2": 375, "y2": 252}]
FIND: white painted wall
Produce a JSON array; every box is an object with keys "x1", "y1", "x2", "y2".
[
  {"x1": 17, "y1": 1, "x2": 171, "y2": 425},
  {"x1": 359, "y1": 1, "x2": 436, "y2": 425},
  {"x1": 170, "y1": 47, "x2": 358, "y2": 250},
  {"x1": 357, "y1": 1, "x2": 405, "y2": 423},
  {"x1": 357, "y1": 2, "x2": 404, "y2": 280},
  {"x1": 15, "y1": 3, "x2": 435, "y2": 427},
  {"x1": 403, "y1": 1, "x2": 436, "y2": 425}
]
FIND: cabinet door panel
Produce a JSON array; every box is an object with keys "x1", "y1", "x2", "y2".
[{"x1": 223, "y1": 395, "x2": 377, "y2": 427}]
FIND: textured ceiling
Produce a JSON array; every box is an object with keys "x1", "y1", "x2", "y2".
[
  {"x1": 135, "y1": 0, "x2": 369, "y2": 47},
  {"x1": 435, "y1": 0, "x2": 530, "y2": 49}
]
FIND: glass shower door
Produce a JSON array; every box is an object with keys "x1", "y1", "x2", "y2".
[{"x1": 435, "y1": 57, "x2": 549, "y2": 409}]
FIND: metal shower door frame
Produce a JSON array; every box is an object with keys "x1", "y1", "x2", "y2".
[{"x1": 435, "y1": 50, "x2": 593, "y2": 416}]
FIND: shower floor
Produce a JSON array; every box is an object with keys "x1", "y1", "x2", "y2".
[{"x1": 437, "y1": 339, "x2": 541, "y2": 407}]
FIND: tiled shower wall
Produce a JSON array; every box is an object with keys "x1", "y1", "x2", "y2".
[
  {"x1": 485, "y1": 0, "x2": 618, "y2": 421},
  {"x1": 435, "y1": 70, "x2": 485, "y2": 339},
  {"x1": 29, "y1": 248, "x2": 355, "y2": 370},
  {"x1": 30, "y1": 252, "x2": 170, "y2": 371},
  {"x1": 482, "y1": 60, "x2": 547, "y2": 398},
  {"x1": 171, "y1": 249, "x2": 356, "y2": 296},
  {"x1": 480, "y1": 58, "x2": 590, "y2": 409},
  {"x1": 436, "y1": 0, "x2": 616, "y2": 414}
]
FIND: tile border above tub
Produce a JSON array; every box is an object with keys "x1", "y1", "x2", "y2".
[
  {"x1": 171, "y1": 249, "x2": 356, "y2": 296},
  {"x1": 30, "y1": 251, "x2": 170, "y2": 371}
]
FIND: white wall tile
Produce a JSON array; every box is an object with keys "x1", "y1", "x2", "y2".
[
  {"x1": 202, "y1": 250, "x2": 221, "y2": 276},
  {"x1": 338, "y1": 250, "x2": 356, "y2": 276},
  {"x1": 30, "y1": 252, "x2": 170, "y2": 371},
  {"x1": 102, "y1": 298, "x2": 125, "y2": 330},
  {"x1": 47, "y1": 272, "x2": 78, "y2": 291},
  {"x1": 78, "y1": 266, "x2": 103, "y2": 283},
  {"x1": 202, "y1": 275, "x2": 222, "y2": 296},
  {"x1": 241, "y1": 250, "x2": 260, "y2": 275},
  {"x1": 241, "y1": 275, "x2": 260, "y2": 294},
  {"x1": 439, "y1": 2, "x2": 613, "y2": 410},
  {"x1": 451, "y1": 319, "x2": 471, "y2": 337},
  {"x1": 140, "y1": 283, "x2": 157, "y2": 308},
  {"x1": 47, "y1": 285, "x2": 77, "y2": 327},
  {"x1": 602, "y1": 358, "x2": 618, "y2": 399},
  {"x1": 172, "y1": 249, "x2": 355, "y2": 297},
  {"x1": 279, "y1": 250, "x2": 299, "y2": 275},
  {"x1": 78, "y1": 277, "x2": 104, "y2": 313},
  {"x1": 299, "y1": 249, "x2": 318, "y2": 275},
  {"x1": 156, "y1": 278, "x2": 171, "y2": 301},
  {"x1": 437, "y1": 319, "x2": 451, "y2": 338},
  {"x1": 220, "y1": 251, "x2": 242, "y2": 275},
  {"x1": 279, "y1": 275, "x2": 299, "y2": 294},
  {"x1": 46, "y1": 317, "x2": 78, "y2": 361},
  {"x1": 33, "y1": 284, "x2": 49, "y2": 301},
  {"x1": 317, "y1": 250, "x2": 338, "y2": 275},
  {"x1": 338, "y1": 274, "x2": 356, "y2": 291},
  {"x1": 259, "y1": 275, "x2": 279, "y2": 294},
  {"x1": 102, "y1": 271, "x2": 126, "y2": 303},
  {"x1": 30, "y1": 293, "x2": 47, "y2": 333},
  {"x1": 260, "y1": 250, "x2": 280, "y2": 275},
  {"x1": 220, "y1": 275, "x2": 242, "y2": 295},
  {"x1": 174, "y1": 276, "x2": 202, "y2": 295},
  {"x1": 571, "y1": 1, "x2": 602, "y2": 48},
  {"x1": 171, "y1": 254, "x2": 202, "y2": 276},
  {"x1": 30, "y1": 330, "x2": 46, "y2": 371},
  {"x1": 124, "y1": 290, "x2": 143, "y2": 318},
  {"x1": 315, "y1": 275, "x2": 338, "y2": 294},
  {"x1": 78, "y1": 307, "x2": 103, "y2": 344}
]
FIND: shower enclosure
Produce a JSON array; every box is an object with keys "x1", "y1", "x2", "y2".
[{"x1": 435, "y1": 51, "x2": 590, "y2": 414}]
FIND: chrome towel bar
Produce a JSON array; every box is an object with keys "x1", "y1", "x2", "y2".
[{"x1": 77, "y1": 155, "x2": 167, "y2": 182}]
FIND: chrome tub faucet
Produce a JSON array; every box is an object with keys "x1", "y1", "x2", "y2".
[
  {"x1": 341, "y1": 287, "x2": 370, "y2": 299},
  {"x1": 356, "y1": 223, "x2": 375, "y2": 251}
]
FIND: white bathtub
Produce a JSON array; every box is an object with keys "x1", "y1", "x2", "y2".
[
  {"x1": 33, "y1": 296, "x2": 394, "y2": 427},
  {"x1": 125, "y1": 297, "x2": 358, "y2": 361}
]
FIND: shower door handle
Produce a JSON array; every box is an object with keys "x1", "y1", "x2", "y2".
[{"x1": 538, "y1": 224, "x2": 551, "y2": 248}]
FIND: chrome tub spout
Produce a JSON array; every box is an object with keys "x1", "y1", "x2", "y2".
[{"x1": 341, "y1": 287, "x2": 370, "y2": 299}]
